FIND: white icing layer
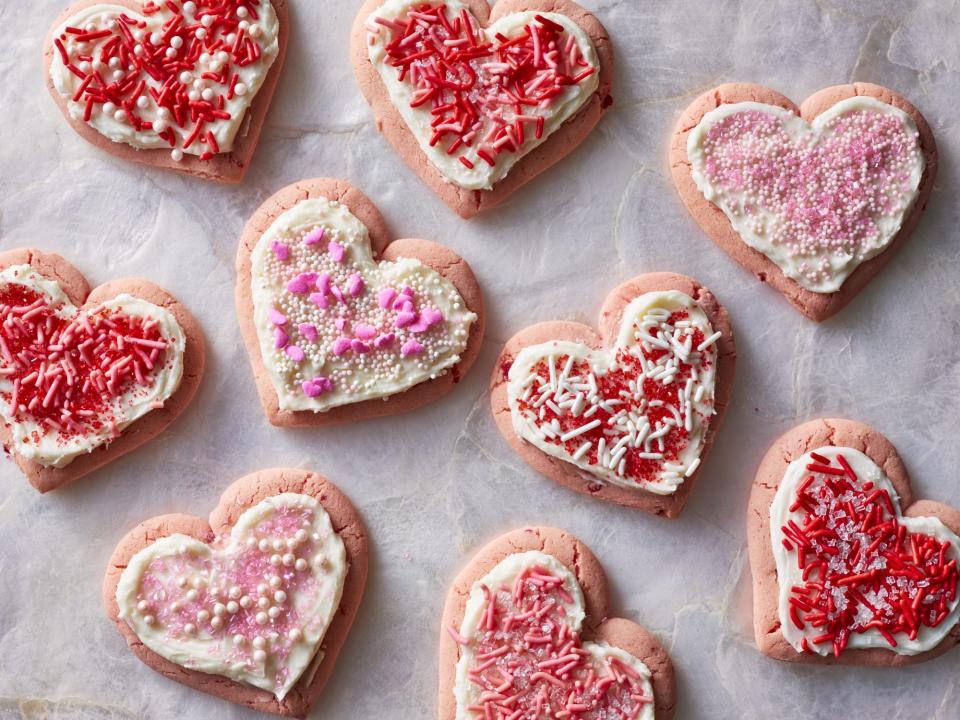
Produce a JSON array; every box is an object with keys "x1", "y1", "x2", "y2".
[{"x1": 366, "y1": 1, "x2": 600, "y2": 190}]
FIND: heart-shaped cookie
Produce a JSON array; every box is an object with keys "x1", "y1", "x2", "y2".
[
  {"x1": 351, "y1": 0, "x2": 614, "y2": 218},
  {"x1": 748, "y1": 418, "x2": 960, "y2": 665},
  {"x1": 237, "y1": 178, "x2": 485, "y2": 427},
  {"x1": 491, "y1": 273, "x2": 735, "y2": 518},
  {"x1": 439, "y1": 527, "x2": 676, "y2": 719},
  {"x1": 44, "y1": 0, "x2": 288, "y2": 182},
  {"x1": 0, "y1": 249, "x2": 203, "y2": 492},
  {"x1": 670, "y1": 83, "x2": 937, "y2": 321},
  {"x1": 104, "y1": 468, "x2": 368, "y2": 716}
]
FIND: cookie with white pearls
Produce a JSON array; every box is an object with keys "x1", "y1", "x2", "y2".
[
  {"x1": 236, "y1": 178, "x2": 485, "y2": 427},
  {"x1": 103, "y1": 468, "x2": 368, "y2": 716}
]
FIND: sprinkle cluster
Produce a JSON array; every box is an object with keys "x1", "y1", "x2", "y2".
[
  {"x1": 513, "y1": 307, "x2": 720, "y2": 489},
  {"x1": 52, "y1": 0, "x2": 272, "y2": 161},
  {"x1": 260, "y1": 212, "x2": 469, "y2": 403},
  {"x1": 699, "y1": 107, "x2": 921, "y2": 286},
  {"x1": 781, "y1": 452, "x2": 959, "y2": 657},
  {"x1": 368, "y1": 3, "x2": 595, "y2": 171},
  {"x1": 131, "y1": 502, "x2": 327, "y2": 690},
  {"x1": 0, "y1": 282, "x2": 173, "y2": 444},
  {"x1": 449, "y1": 563, "x2": 652, "y2": 720}
]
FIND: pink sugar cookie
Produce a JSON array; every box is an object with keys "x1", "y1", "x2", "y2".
[
  {"x1": 43, "y1": 0, "x2": 289, "y2": 183},
  {"x1": 351, "y1": 0, "x2": 615, "y2": 219},
  {"x1": 439, "y1": 527, "x2": 677, "y2": 719},
  {"x1": 748, "y1": 419, "x2": 960, "y2": 665},
  {"x1": 490, "y1": 273, "x2": 736, "y2": 518},
  {"x1": 0, "y1": 249, "x2": 204, "y2": 493},
  {"x1": 670, "y1": 83, "x2": 937, "y2": 322},
  {"x1": 103, "y1": 468, "x2": 368, "y2": 716}
]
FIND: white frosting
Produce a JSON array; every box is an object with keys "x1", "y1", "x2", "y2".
[
  {"x1": 507, "y1": 291, "x2": 719, "y2": 495},
  {"x1": 366, "y1": 1, "x2": 600, "y2": 190},
  {"x1": 687, "y1": 96, "x2": 924, "y2": 293},
  {"x1": 0, "y1": 265, "x2": 185, "y2": 468},
  {"x1": 250, "y1": 197, "x2": 477, "y2": 412},
  {"x1": 771, "y1": 446, "x2": 960, "y2": 656},
  {"x1": 454, "y1": 550, "x2": 655, "y2": 720},
  {"x1": 116, "y1": 493, "x2": 347, "y2": 700},
  {"x1": 49, "y1": 3, "x2": 279, "y2": 156}
]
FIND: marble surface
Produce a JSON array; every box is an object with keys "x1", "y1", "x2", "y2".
[{"x1": 2, "y1": 0, "x2": 960, "y2": 718}]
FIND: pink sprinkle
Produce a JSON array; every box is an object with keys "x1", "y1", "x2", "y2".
[
  {"x1": 401, "y1": 339, "x2": 423, "y2": 357},
  {"x1": 395, "y1": 311, "x2": 416, "y2": 328},
  {"x1": 374, "y1": 333, "x2": 395, "y2": 348},
  {"x1": 303, "y1": 227, "x2": 325, "y2": 246},
  {"x1": 309, "y1": 292, "x2": 329, "y2": 309},
  {"x1": 298, "y1": 323, "x2": 318, "y2": 342},
  {"x1": 354, "y1": 324, "x2": 377, "y2": 340},
  {"x1": 331, "y1": 286, "x2": 346, "y2": 304},
  {"x1": 302, "y1": 376, "x2": 333, "y2": 397},
  {"x1": 351, "y1": 339, "x2": 371, "y2": 353},
  {"x1": 333, "y1": 337, "x2": 351, "y2": 356},
  {"x1": 285, "y1": 345, "x2": 305, "y2": 362},
  {"x1": 421, "y1": 308, "x2": 444, "y2": 327},
  {"x1": 268, "y1": 309, "x2": 287, "y2": 326},
  {"x1": 393, "y1": 297, "x2": 415, "y2": 312},
  {"x1": 408, "y1": 317, "x2": 430, "y2": 333},
  {"x1": 378, "y1": 287, "x2": 397, "y2": 308},
  {"x1": 287, "y1": 272, "x2": 318, "y2": 294},
  {"x1": 274, "y1": 328, "x2": 288, "y2": 349},
  {"x1": 400, "y1": 285, "x2": 414, "y2": 297},
  {"x1": 317, "y1": 273, "x2": 331, "y2": 295},
  {"x1": 271, "y1": 241, "x2": 290, "y2": 262},
  {"x1": 335, "y1": 317, "x2": 349, "y2": 332},
  {"x1": 328, "y1": 240, "x2": 345, "y2": 263},
  {"x1": 346, "y1": 273, "x2": 364, "y2": 297}
]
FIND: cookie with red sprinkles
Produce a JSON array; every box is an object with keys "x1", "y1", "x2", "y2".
[
  {"x1": 103, "y1": 468, "x2": 368, "y2": 716},
  {"x1": 236, "y1": 177, "x2": 485, "y2": 428},
  {"x1": 351, "y1": 0, "x2": 615, "y2": 218},
  {"x1": 0, "y1": 248, "x2": 204, "y2": 492},
  {"x1": 439, "y1": 526, "x2": 676, "y2": 720},
  {"x1": 43, "y1": 0, "x2": 288, "y2": 182},
  {"x1": 748, "y1": 418, "x2": 960, "y2": 665},
  {"x1": 490, "y1": 273, "x2": 735, "y2": 518},
  {"x1": 670, "y1": 82, "x2": 937, "y2": 322}
]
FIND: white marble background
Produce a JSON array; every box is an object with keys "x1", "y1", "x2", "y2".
[{"x1": 2, "y1": 0, "x2": 960, "y2": 718}]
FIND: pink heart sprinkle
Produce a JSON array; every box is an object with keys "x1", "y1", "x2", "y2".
[
  {"x1": 302, "y1": 376, "x2": 333, "y2": 397},
  {"x1": 350, "y1": 339, "x2": 371, "y2": 354},
  {"x1": 335, "y1": 317, "x2": 349, "y2": 332},
  {"x1": 378, "y1": 287, "x2": 397, "y2": 309},
  {"x1": 286, "y1": 273, "x2": 317, "y2": 294},
  {"x1": 408, "y1": 317, "x2": 430, "y2": 333},
  {"x1": 316, "y1": 273, "x2": 331, "y2": 295},
  {"x1": 374, "y1": 333, "x2": 395, "y2": 348},
  {"x1": 309, "y1": 292, "x2": 328, "y2": 309},
  {"x1": 401, "y1": 339, "x2": 423, "y2": 357},
  {"x1": 328, "y1": 240, "x2": 345, "y2": 263},
  {"x1": 331, "y1": 286, "x2": 345, "y2": 304},
  {"x1": 303, "y1": 227, "x2": 325, "y2": 246},
  {"x1": 400, "y1": 285, "x2": 414, "y2": 297},
  {"x1": 298, "y1": 323, "x2": 318, "y2": 342},
  {"x1": 271, "y1": 241, "x2": 290, "y2": 262},
  {"x1": 285, "y1": 345, "x2": 305, "y2": 362},
  {"x1": 346, "y1": 273, "x2": 364, "y2": 297},
  {"x1": 354, "y1": 324, "x2": 377, "y2": 340},
  {"x1": 274, "y1": 327, "x2": 288, "y2": 349},
  {"x1": 421, "y1": 308, "x2": 443, "y2": 327},
  {"x1": 395, "y1": 311, "x2": 416, "y2": 329},
  {"x1": 332, "y1": 337, "x2": 351, "y2": 356},
  {"x1": 268, "y1": 309, "x2": 287, "y2": 326}
]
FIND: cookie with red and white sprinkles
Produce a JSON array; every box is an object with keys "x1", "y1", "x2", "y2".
[
  {"x1": 491, "y1": 273, "x2": 735, "y2": 518},
  {"x1": 748, "y1": 418, "x2": 960, "y2": 665},
  {"x1": 237, "y1": 177, "x2": 485, "y2": 427},
  {"x1": 0, "y1": 249, "x2": 204, "y2": 492},
  {"x1": 670, "y1": 83, "x2": 937, "y2": 322},
  {"x1": 439, "y1": 527, "x2": 676, "y2": 720},
  {"x1": 351, "y1": 0, "x2": 614, "y2": 218},
  {"x1": 44, "y1": 0, "x2": 288, "y2": 182},
  {"x1": 104, "y1": 468, "x2": 368, "y2": 716}
]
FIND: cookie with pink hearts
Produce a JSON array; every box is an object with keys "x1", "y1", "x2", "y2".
[
  {"x1": 351, "y1": 0, "x2": 614, "y2": 218},
  {"x1": 670, "y1": 83, "x2": 937, "y2": 322},
  {"x1": 439, "y1": 526, "x2": 677, "y2": 719},
  {"x1": 236, "y1": 177, "x2": 485, "y2": 427},
  {"x1": 491, "y1": 273, "x2": 735, "y2": 518},
  {"x1": 103, "y1": 468, "x2": 368, "y2": 716},
  {"x1": 44, "y1": 0, "x2": 288, "y2": 182},
  {"x1": 0, "y1": 248, "x2": 204, "y2": 492},
  {"x1": 748, "y1": 418, "x2": 960, "y2": 665}
]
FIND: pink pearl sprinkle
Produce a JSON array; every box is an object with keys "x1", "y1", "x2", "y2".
[
  {"x1": 274, "y1": 327, "x2": 288, "y2": 349},
  {"x1": 298, "y1": 323, "x2": 318, "y2": 342},
  {"x1": 378, "y1": 287, "x2": 396, "y2": 309},
  {"x1": 302, "y1": 376, "x2": 332, "y2": 397},
  {"x1": 271, "y1": 241, "x2": 290, "y2": 262},
  {"x1": 328, "y1": 240, "x2": 345, "y2": 263},
  {"x1": 285, "y1": 345, "x2": 305, "y2": 362},
  {"x1": 287, "y1": 273, "x2": 317, "y2": 294},
  {"x1": 351, "y1": 339, "x2": 371, "y2": 353},
  {"x1": 346, "y1": 273, "x2": 364, "y2": 297},
  {"x1": 316, "y1": 273, "x2": 331, "y2": 295},
  {"x1": 332, "y1": 337, "x2": 351, "y2": 356},
  {"x1": 395, "y1": 311, "x2": 416, "y2": 328},
  {"x1": 374, "y1": 333, "x2": 395, "y2": 348},
  {"x1": 268, "y1": 309, "x2": 287, "y2": 326},
  {"x1": 309, "y1": 292, "x2": 328, "y2": 309},
  {"x1": 303, "y1": 227, "x2": 325, "y2": 246},
  {"x1": 401, "y1": 339, "x2": 423, "y2": 357}
]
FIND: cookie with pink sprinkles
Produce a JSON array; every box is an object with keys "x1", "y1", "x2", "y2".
[
  {"x1": 0, "y1": 248, "x2": 204, "y2": 493},
  {"x1": 439, "y1": 527, "x2": 677, "y2": 720},
  {"x1": 44, "y1": 0, "x2": 288, "y2": 182},
  {"x1": 104, "y1": 468, "x2": 368, "y2": 716},
  {"x1": 491, "y1": 273, "x2": 736, "y2": 518},
  {"x1": 670, "y1": 83, "x2": 937, "y2": 321},
  {"x1": 352, "y1": 0, "x2": 615, "y2": 218},
  {"x1": 236, "y1": 178, "x2": 485, "y2": 428}
]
